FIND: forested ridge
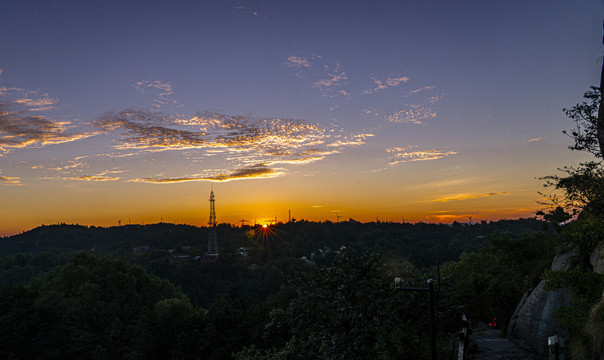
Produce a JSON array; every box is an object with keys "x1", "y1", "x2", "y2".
[{"x1": 0, "y1": 218, "x2": 560, "y2": 359}]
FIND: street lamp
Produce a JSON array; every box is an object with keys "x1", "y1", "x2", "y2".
[{"x1": 395, "y1": 278, "x2": 437, "y2": 360}]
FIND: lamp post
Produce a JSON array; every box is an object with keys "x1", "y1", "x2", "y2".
[{"x1": 395, "y1": 278, "x2": 437, "y2": 360}]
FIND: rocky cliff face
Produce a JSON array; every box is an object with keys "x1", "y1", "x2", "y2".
[
  {"x1": 590, "y1": 242, "x2": 604, "y2": 275},
  {"x1": 506, "y1": 249, "x2": 578, "y2": 355}
]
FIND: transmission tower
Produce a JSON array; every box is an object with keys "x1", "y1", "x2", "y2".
[{"x1": 207, "y1": 188, "x2": 218, "y2": 257}]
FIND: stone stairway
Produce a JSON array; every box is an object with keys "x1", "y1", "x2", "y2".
[{"x1": 470, "y1": 325, "x2": 546, "y2": 360}]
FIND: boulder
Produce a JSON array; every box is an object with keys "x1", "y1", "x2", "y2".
[
  {"x1": 506, "y1": 249, "x2": 578, "y2": 355},
  {"x1": 589, "y1": 242, "x2": 604, "y2": 275}
]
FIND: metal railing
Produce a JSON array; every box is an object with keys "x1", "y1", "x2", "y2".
[
  {"x1": 548, "y1": 334, "x2": 564, "y2": 360},
  {"x1": 457, "y1": 313, "x2": 470, "y2": 360}
]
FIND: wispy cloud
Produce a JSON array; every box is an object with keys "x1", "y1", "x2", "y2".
[
  {"x1": 425, "y1": 212, "x2": 473, "y2": 222},
  {"x1": 94, "y1": 110, "x2": 209, "y2": 150},
  {"x1": 32, "y1": 158, "x2": 128, "y2": 182},
  {"x1": 234, "y1": 4, "x2": 264, "y2": 18},
  {"x1": 362, "y1": 86, "x2": 442, "y2": 125},
  {"x1": 284, "y1": 56, "x2": 311, "y2": 69},
  {"x1": 129, "y1": 177, "x2": 201, "y2": 184},
  {"x1": 0, "y1": 105, "x2": 92, "y2": 156},
  {"x1": 94, "y1": 109, "x2": 370, "y2": 182},
  {"x1": 268, "y1": 154, "x2": 329, "y2": 165},
  {"x1": 133, "y1": 80, "x2": 177, "y2": 108},
  {"x1": 327, "y1": 133, "x2": 374, "y2": 147},
  {"x1": 387, "y1": 94, "x2": 443, "y2": 124},
  {"x1": 32, "y1": 160, "x2": 88, "y2": 172},
  {"x1": 285, "y1": 55, "x2": 350, "y2": 97},
  {"x1": 1, "y1": 71, "x2": 375, "y2": 185},
  {"x1": 313, "y1": 71, "x2": 347, "y2": 89},
  {"x1": 528, "y1": 136, "x2": 542, "y2": 142},
  {"x1": 0, "y1": 172, "x2": 21, "y2": 185},
  {"x1": 0, "y1": 79, "x2": 58, "y2": 112},
  {"x1": 94, "y1": 110, "x2": 329, "y2": 155},
  {"x1": 61, "y1": 169, "x2": 125, "y2": 182},
  {"x1": 284, "y1": 54, "x2": 322, "y2": 68},
  {"x1": 406, "y1": 85, "x2": 435, "y2": 95},
  {"x1": 432, "y1": 192, "x2": 508, "y2": 202},
  {"x1": 283, "y1": 54, "x2": 324, "y2": 78},
  {"x1": 11, "y1": 97, "x2": 58, "y2": 111},
  {"x1": 64, "y1": 174, "x2": 121, "y2": 182},
  {"x1": 0, "y1": 78, "x2": 93, "y2": 156},
  {"x1": 313, "y1": 61, "x2": 349, "y2": 98},
  {"x1": 203, "y1": 164, "x2": 280, "y2": 181},
  {"x1": 131, "y1": 163, "x2": 280, "y2": 183},
  {"x1": 387, "y1": 146, "x2": 456, "y2": 165},
  {"x1": 362, "y1": 76, "x2": 409, "y2": 95}
]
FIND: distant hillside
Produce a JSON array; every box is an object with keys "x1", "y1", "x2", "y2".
[
  {"x1": 0, "y1": 223, "x2": 204, "y2": 254},
  {"x1": 0, "y1": 219, "x2": 544, "y2": 267}
]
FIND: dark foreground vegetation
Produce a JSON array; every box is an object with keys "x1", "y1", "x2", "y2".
[{"x1": 0, "y1": 218, "x2": 563, "y2": 359}]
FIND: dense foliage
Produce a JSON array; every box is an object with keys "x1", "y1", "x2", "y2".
[
  {"x1": 237, "y1": 252, "x2": 439, "y2": 360},
  {"x1": 538, "y1": 85, "x2": 604, "y2": 360},
  {"x1": 0, "y1": 219, "x2": 555, "y2": 359},
  {"x1": 0, "y1": 253, "x2": 200, "y2": 359}
]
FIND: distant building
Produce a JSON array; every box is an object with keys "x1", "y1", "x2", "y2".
[
  {"x1": 170, "y1": 254, "x2": 192, "y2": 265},
  {"x1": 238, "y1": 247, "x2": 255, "y2": 257},
  {"x1": 133, "y1": 245, "x2": 150, "y2": 253},
  {"x1": 248, "y1": 264, "x2": 261, "y2": 271}
]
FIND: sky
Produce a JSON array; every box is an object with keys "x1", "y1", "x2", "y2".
[{"x1": 1, "y1": 0, "x2": 603, "y2": 235}]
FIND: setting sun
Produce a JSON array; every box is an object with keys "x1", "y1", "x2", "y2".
[
  {"x1": 0, "y1": 2, "x2": 602, "y2": 358},
  {"x1": 0, "y1": 0, "x2": 599, "y2": 237}
]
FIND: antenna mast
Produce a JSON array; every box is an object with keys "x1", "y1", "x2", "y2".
[{"x1": 207, "y1": 188, "x2": 218, "y2": 257}]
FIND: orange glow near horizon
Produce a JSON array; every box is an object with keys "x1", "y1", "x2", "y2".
[
  {"x1": 0, "y1": 159, "x2": 554, "y2": 237},
  {"x1": 0, "y1": 1, "x2": 600, "y2": 241},
  {"x1": 0, "y1": 192, "x2": 543, "y2": 238}
]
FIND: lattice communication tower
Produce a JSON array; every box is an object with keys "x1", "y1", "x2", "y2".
[{"x1": 207, "y1": 189, "x2": 218, "y2": 257}]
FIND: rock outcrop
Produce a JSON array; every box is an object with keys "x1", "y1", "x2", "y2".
[
  {"x1": 506, "y1": 249, "x2": 578, "y2": 355},
  {"x1": 589, "y1": 242, "x2": 604, "y2": 275}
]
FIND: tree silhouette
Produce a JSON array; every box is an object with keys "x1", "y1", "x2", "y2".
[
  {"x1": 540, "y1": 86, "x2": 604, "y2": 217},
  {"x1": 563, "y1": 86, "x2": 604, "y2": 158}
]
